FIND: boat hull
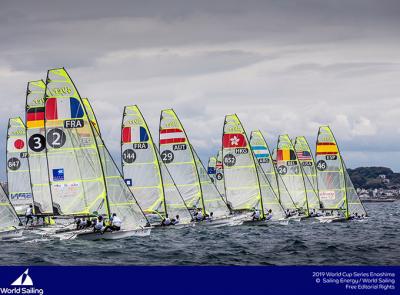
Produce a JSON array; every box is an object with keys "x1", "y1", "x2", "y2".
[
  {"x1": 316, "y1": 216, "x2": 347, "y2": 223},
  {"x1": 75, "y1": 228, "x2": 151, "y2": 240},
  {"x1": 0, "y1": 228, "x2": 24, "y2": 240}
]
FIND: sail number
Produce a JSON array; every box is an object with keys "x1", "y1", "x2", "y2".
[
  {"x1": 316, "y1": 160, "x2": 327, "y2": 171},
  {"x1": 123, "y1": 149, "x2": 136, "y2": 163},
  {"x1": 277, "y1": 165, "x2": 287, "y2": 175},
  {"x1": 28, "y1": 134, "x2": 46, "y2": 152},
  {"x1": 161, "y1": 150, "x2": 174, "y2": 164},
  {"x1": 47, "y1": 128, "x2": 66, "y2": 148},
  {"x1": 8, "y1": 158, "x2": 21, "y2": 171},
  {"x1": 223, "y1": 154, "x2": 236, "y2": 167},
  {"x1": 326, "y1": 155, "x2": 337, "y2": 160}
]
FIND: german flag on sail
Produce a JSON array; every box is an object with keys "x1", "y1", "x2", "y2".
[
  {"x1": 316, "y1": 142, "x2": 338, "y2": 155},
  {"x1": 277, "y1": 149, "x2": 296, "y2": 161},
  {"x1": 26, "y1": 107, "x2": 45, "y2": 128}
]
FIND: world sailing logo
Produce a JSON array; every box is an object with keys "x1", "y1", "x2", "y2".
[
  {"x1": 11, "y1": 269, "x2": 33, "y2": 286},
  {"x1": 0, "y1": 269, "x2": 44, "y2": 295}
]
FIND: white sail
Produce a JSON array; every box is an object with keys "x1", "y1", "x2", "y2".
[
  {"x1": 159, "y1": 109, "x2": 229, "y2": 218},
  {"x1": 294, "y1": 136, "x2": 321, "y2": 210},
  {"x1": 276, "y1": 135, "x2": 309, "y2": 215},
  {"x1": 250, "y1": 131, "x2": 279, "y2": 198},
  {"x1": 0, "y1": 184, "x2": 21, "y2": 231},
  {"x1": 82, "y1": 98, "x2": 101, "y2": 136},
  {"x1": 207, "y1": 156, "x2": 217, "y2": 183},
  {"x1": 250, "y1": 131, "x2": 286, "y2": 220},
  {"x1": 45, "y1": 68, "x2": 148, "y2": 231},
  {"x1": 193, "y1": 149, "x2": 230, "y2": 218},
  {"x1": 316, "y1": 126, "x2": 367, "y2": 218},
  {"x1": 215, "y1": 150, "x2": 225, "y2": 198},
  {"x1": 156, "y1": 149, "x2": 193, "y2": 224},
  {"x1": 6, "y1": 118, "x2": 33, "y2": 215},
  {"x1": 122, "y1": 105, "x2": 192, "y2": 224},
  {"x1": 26, "y1": 80, "x2": 54, "y2": 215},
  {"x1": 222, "y1": 114, "x2": 264, "y2": 216},
  {"x1": 122, "y1": 105, "x2": 164, "y2": 215},
  {"x1": 45, "y1": 68, "x2": 106, "y2": 216},
  {"x1": 159, "y1": 109, "x2": 202, "y2": 212}
]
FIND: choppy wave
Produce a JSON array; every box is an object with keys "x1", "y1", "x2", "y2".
[{"x1": 0, "y1": 202, "x2": 399, "y2": 265}]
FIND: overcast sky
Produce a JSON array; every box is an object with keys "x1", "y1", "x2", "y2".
[{"x1": 1, "y1": 0, "x2": 400, "y2": 180}]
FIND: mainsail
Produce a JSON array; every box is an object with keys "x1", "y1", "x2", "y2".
[
  {"x1": 0, "y1": 184, "x2": 21, "y2": 231},
  {"x1": 207, "y1": 156, "x2": 217, "y2": 182},
  {"x1": 25, "y1": 80, "x2": 54, "y2": 215},
  {"x1": 249, "y1": 131, "x2": 286, "y2": 220},
  {"x1": 159, "y1": 109, "x2": 229, "y2": 218},
  {"x1": 222, "y1": 114, "x2": 264, "y2": 216},
  {"x1": 6, "y1": 118, "x2": 33, "y2": 215},
  {"x1": 276, "y1": 134, "x2": 309, "y2": 215},
  {"x1": 315, "y1": 126, "x2": 367, "y2": 218},
  {"x1": 159, "y1": 109, "x2": 202, "y2": 212},
  {"x1": 193, "y1": 149, "x2": 230, "y2": 218},
  {"x1": 82, "y1": 98, "x2": 101, "y2": 136},
  {"x1": 44, "y1": 68, "x2": 148, "y2": 231},
  {"x1": 122, "y1": 105, "x2": 192, "y2": 223},
  {"x1": 294, "y1": 136, "x2": 321, "y2": 210},
  {"x1": 250, "y1": 131, "x2": 279, "y2": 198},
  {"x1": 215, "y1": 150, "x2": 225, "y2": 198}
]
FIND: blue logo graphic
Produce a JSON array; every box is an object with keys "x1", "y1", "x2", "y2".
[
  {"x1": 125, "y1": 179, "x2": 133, "y2": 187},
  {"x1": 53, "y1": 168, "x2": 65, "y2": 181}
]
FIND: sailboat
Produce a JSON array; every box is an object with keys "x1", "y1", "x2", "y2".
[
  {"x1": 293, "y1": 136, "x2": 321, "y2": 215},
  {"x1": 315, "y1": 126, "x2": 367, "y2": 222},
  {"x1": 221, "y1": 114, "x2": 265, "y2": 222},
  {"x1": 276, "y1": 134, "x2": 309, "y2": 219},
  {"x1": 6, "y1": 117, "x2": 33, "y2": 215},
  {"x1": 121, "y1": 105, "x2": 193, "y2": 226},
  {"x1": 207, "y1": 156, "x2": 217, "y2": 183},
  {"x1": 0, "y1": 184, "x2": 23, "y2": 239},
  {"x1": 44, "y1": 68, "x2": 150, "y2": 239},
  {"x1": 25, "y1": 80, "x2": 54, "y2": 217},
  {"x1": 249, "y1": 131, "x2": 287, "y2": 221},
  {"x1": 159, "y1": 109, "x2": 233, "y2": 226}
]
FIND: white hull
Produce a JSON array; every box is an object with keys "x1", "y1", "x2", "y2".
[
  {"x1": 316, "y1": 216, "x2": 347, "y2": 223},
  {"x1": 197, "y1": 216, "x2": 243, "y2": 227},
  {"x1": 76, "y1": 228, "x2": 151, "y2": 240},
  {"x1": 0, "y1": 228, "x2": 24, "y2": 240}
]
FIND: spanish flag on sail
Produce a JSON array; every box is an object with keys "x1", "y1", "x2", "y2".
[{"x1": 316, "y1": 142, "x2": 338, "y2": 155}]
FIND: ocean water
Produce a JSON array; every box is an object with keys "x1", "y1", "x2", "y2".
[{"x1": 1, "y1": 202, "x2": 399, "y2": 266}]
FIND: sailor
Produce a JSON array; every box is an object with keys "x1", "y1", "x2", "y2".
[
  {"x1": 25, "y1": 205, "x2": 34, "y2": 226},
  {"x1": 265, "y1": 209, "x2": 273, "y2": 221},
  {"x1": 172, "y1": 215, "x2": 180, "y2": 225},
  {"x1": 75, "y1": 218, "x2": 81, "y2": 230},
  {"x1": 93, "y1": 216, "x2": 104, "y2": 232},
  {"x1": 111, "y1": 213, "x2": 122, "y2": 230},
  {"x1": 80, "y1": 218, "x2": 87, "y2": 229},
  {"x1": 196, "y1": 208, "x2": 203, "y2": 221},
  {"x1": 161, "y1": 214, "x2": 171, "y2": 226},
  {"x1": 205, "y1": 212, "x2": 214, "y2": 222},
  {"x1": 251, "y1": 208, "x2": 261, "y2": 221}
]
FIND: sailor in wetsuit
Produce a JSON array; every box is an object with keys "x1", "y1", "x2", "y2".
[
  {"x1": 251, "y1": 208, "x2": 261, "y2": 221},
  {"x1": 25, "y1": 205, "x2": 34, "y2": 226},
  {"x1": 161, "y1": 214, "x2": 172, "y2": 226}
]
